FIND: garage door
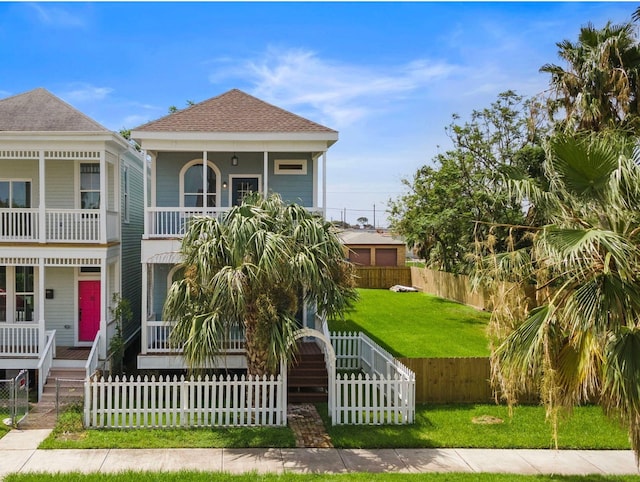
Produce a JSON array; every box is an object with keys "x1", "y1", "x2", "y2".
[
  {"x1": 350, "y1": 248, "x2": 371, "y2": 266},
  {"x1": 375, "y1": 248, "x2": 398, "y2": 266}
]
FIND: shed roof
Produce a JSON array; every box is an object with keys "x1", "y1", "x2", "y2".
[
  {"x1": 133, "y1": 89, "x2": 337, "y2": 134},
  {"x1": 0, "y1": 88, "x2": 109, "y2": 132},
  {"x1": 338, "y1": 230, "x2": 406, "y2": 246}
]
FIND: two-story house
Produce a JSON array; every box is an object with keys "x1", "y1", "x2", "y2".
[
  {"x1": 131, "y1": 89, "x2": 338, "y2": 370},
  {"x1": 0, "y1": 88, "x2": 144, "y2": 398}
]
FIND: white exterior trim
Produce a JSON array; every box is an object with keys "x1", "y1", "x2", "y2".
[
  {"x1": 178, "y1": 158, "x2": 221, "y2": 208},
  {"x1": 227, "y1": 174, "x2": 262, "y2": 207}
]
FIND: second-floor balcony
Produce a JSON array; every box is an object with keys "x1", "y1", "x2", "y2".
[{"x1": 0, "y1": 208, "x2": 119, "y2": 243}]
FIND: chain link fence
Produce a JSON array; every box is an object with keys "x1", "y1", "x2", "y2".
[
  {"x1": 0, "y1": 370, "x2": 29, "y2": 427},
  {"x1": 55, "y1": 378, "x2": 85, "y2": 415}
]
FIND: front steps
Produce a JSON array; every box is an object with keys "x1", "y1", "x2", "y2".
[
  {"x1": 288, "y1": 341, "x2": 328, "y2": 403},
  {"x1": 41, "y1": 367, "x2": 85, "y2": 407}
]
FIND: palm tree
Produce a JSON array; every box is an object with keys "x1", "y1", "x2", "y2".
[
  {"x1": 540, "y1": 20, "x2": 640, "y2": 134},
  {"x1": 163, "y1": 193, "x2": 357, "y2": 377},
  {"x1": 473, "y1": 133, "x2": 640, "y2": 461}
]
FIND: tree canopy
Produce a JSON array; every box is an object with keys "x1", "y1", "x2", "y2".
[
  {"x1": 388, "y1": 91, "x2": 544, "y2": 273},
  {"x1": 474, "y1": 133, "x2": 640, "y2": 461},
  {"x1": 163, "y1": 193, "x2": 357, "y2": 376}
]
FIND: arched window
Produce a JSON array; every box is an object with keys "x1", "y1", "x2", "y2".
[{"x1": 179, "y1": 160, "x2": 220, "y2": 208}]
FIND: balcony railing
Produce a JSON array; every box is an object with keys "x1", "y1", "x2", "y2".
[
  {"x1": 0, "y1": 208, "x2": 118, "y2": 243},
  {"x1": 146, "y1": 207, "x2": 229, "y2": 238},
  {"x1": 0, "y1": 323, "x2": 41, "y2": 357},
  {"x1": 145, "y1": 320, "x2": 245, "y2": 354},
  {"x1": 145, "y1": 206, "x2": 325, "y2": 239}
]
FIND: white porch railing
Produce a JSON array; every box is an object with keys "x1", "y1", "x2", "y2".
[
  {"x1": 0, "y1": 209, "x2": 39, "y2": 241},
  {"x1": 36, "y1": 330, "x2": 56, "y2": 400},
  {"x1": 146, "y1": 207, "x2": 229, "y2": 238},
  {"x1": 85, "y1": 374, "x2": 285, "y2": 428},
  {"x1": 145, "y1": 321, "x2": 245, "y2": 354},
  {"x1": 46, "y1": 209, "x2": 101, "y2": 242},
  {"x1": 0, "y1": 323, "x2": 40, "y2": 356},
  {"x1": 85, "y1": 333, "x2": 101, "y2": 379}
]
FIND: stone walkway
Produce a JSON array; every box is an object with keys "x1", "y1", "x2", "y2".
[{"x1": 287, "y1": 403, "x2": 333, "y2": 448}]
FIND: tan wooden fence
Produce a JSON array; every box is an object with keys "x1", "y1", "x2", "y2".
[
  {"x1": 355, "y1": 266, "x2": 412, "y2": 289},
  {"x1": 399, "y1": 357, "x2": 494, "y2": 403},
  {"x1": 410, "y1": 267, "x2": 489, "y2": 309}
]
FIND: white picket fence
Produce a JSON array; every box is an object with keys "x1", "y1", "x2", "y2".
[
  {"x1": 84, "y1": 374, "x2": 285, "y2": 428},
  {"x1": 84, "y1": 327, "x2": 415, "y2": 428},
  {"x1": 328, "y1": 329, "x2": 415, "y2": 425}
]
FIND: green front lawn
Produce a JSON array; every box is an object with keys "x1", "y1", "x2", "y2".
[
  {"x1": 321, "y1": 403, "x2": 630, "y2": 450},
  {"x1": 329, "y1": 288, "x2": 490, "y2": 357}
]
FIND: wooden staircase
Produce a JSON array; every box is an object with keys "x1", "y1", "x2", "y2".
[{"x1": 287, "y1": 341, "x2": 328, "y2": 403}]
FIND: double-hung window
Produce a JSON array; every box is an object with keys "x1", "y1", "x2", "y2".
[{"x1": 80, "y1": 164, "x2": 100, "y2": 209}]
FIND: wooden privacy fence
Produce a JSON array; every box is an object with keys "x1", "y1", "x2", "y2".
[
  {"x1": 410, "y1": 267, "x2": 488, "y2": 309},
  {"x1": 399, "y1": 357, "x2": 493, "y2": 403},
  {"x1": 355, "y1": 266, "x2": 412, "y2": 289},
  {"x1": 84, "y1": 374, "x2": 285, "y2": 428}
]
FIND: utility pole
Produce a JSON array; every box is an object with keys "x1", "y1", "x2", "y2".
[{"x1": 373, "y1": 204, "x2": 376, "y2": 229}]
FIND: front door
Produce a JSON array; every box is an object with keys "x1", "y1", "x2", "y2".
[
  {"x1": 231, "y1": 177, "x2": 260, "y2": 206},
  {"x1": 79, "y1": 280, "x2": 100, "y2": 342}
]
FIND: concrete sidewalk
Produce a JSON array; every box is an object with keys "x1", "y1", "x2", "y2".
[{"x1": 0, "y1": 429, "x2": 637, "y2": 478}]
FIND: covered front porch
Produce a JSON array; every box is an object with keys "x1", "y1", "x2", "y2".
[{"x1": 0, "y1": 247, "x2": 120, "y2": 398}]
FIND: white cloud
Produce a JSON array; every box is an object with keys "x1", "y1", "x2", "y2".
[
  {"x1": 209, "y1": 47, "x2": 458, "y2": 128},
  {"x1": 27, "y1": 4, "x2": 87, "y2": 28},
  {"x1": 60, "y1": 84, "x2": 113, "y2": 103}
]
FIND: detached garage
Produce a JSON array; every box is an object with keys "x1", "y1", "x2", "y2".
[{"x1": 339, "y1": 230, "x2": 406, "y2": 267}]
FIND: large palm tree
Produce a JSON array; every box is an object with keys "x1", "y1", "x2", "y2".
[
  {"x1": 163, "y1": 193, "x2": 357, "y2": 377},
  {"x1": 474, "y1": 133, "x2": 640, "y2": 460},
  {"x1": 540, "y1": 20, "x2": 640, "y2": 134}
]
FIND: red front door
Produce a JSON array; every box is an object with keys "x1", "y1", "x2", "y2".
[{"x1": 79, "y1": 280, "x2": 100, "y2": 342}]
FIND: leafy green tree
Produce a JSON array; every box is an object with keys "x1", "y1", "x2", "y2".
[
  {"x1": 388, "y1": 91, "x2": 544, "y2": 273},
  {"x1": 540, "y1": 19, "x2": 640, "y2": 134},
  {"x1": 163, "y1": 193, "x2": 357, "y2": 376},
  {"x1": 474, "y1": 133, "x2": 640, "y2": 460}
]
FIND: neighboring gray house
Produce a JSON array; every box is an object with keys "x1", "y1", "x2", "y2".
[
  {"x1": 0, "y1": 88, "x2": 144, "y2": 398},
  {"x1": 131, "y1": 89, "x2": 338, "y2": 370}
]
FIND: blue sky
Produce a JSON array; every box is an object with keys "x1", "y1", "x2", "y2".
[{"x1": 0, "y1": 2, "x2": 635, "y2": 226}]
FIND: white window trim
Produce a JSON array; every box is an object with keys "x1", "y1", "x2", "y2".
[
  {"x1": 227, "y1": 174, "x2": 262, "y2": 207},
  {"x1": 274, "y1": 159, "x2": 307, "y2": 175},
  {"x1": 123, "y1": 165, "x2": 130, "y2": 224},
  {"x1": 0, "y1": 266, "x2": 37, "y2": 324},
  {"x1": 76, "y1": 161, "x2": 101, "y2": 210},
  {"x1": 0, "y1": 178, "x2": 33, "y2": 209},
  {"x1": 178, "y1": 159, "x2": 221, "y2": 208}
]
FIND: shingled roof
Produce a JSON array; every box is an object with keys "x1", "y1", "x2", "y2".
[
  {"x1": 0, "y1": 88, "x2": 109, "y2": 132},
  {"x1": 133, "y1": 89, "x2": 337, "y2": 134}
]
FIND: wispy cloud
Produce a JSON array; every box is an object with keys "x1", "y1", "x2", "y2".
[
  {"x1": 26, "y1": 3, "x2": 88, "y2": 28},
  {"x1": 60, "y1": 84, "x2": 113, "y2": 103},
  {"x1": 209, "y1": 47, "x2": 458, "y2": 128}
]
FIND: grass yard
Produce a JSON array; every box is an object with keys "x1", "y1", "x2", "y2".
[
  {"x1": 320, "y1": 403, "x2": 630, "y2": 450},
  {"x1": 329, "y1": 288, "x2": 490, "y2": 357},
  {"x1": 6, "y1": 473, "x2": 640, "y2": 482},
  {"x1": 43, "y1": 402, "x2": 629, "y2": 451}
]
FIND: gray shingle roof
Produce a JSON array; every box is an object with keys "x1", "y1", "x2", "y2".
[
  {"x1": 133, "y1": 89, "x2": 337, "y2": 134},
  {"x1": 338, "y1": 230, "x2": 406, "y2": 245},
  {"x1": 0, "y1": 88, "x2": 109, "y2": 132}
]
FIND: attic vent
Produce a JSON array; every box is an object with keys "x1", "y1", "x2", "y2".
[{"x1": 275, "y1": 159, "x2": 307, "y2": 175}]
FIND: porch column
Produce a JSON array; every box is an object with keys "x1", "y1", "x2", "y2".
[
  {"x1": 202, "y1": 151, "x2": 208, "y2": 211},
  {"x1": 313, "y1": 155, "x2": 319, "y2": 209},
  {"x1": 141, "y1": 262, "x2": 148, "y2": 355},
  {"x1": 38, "y1": 150, "x2": 46, "y2": 243},
  {"x1": 99, "y1": 151, "x2": 107, "y2": 243},
  {"x1": 142, "y1": 150, "x2": 148, "y2": 239},
  {"x1": 99, "y1": 259, "x2": 108, "y2": 360},
  {"x1": 263, "y1": 152, "x2": 269, "y2": 199},
  {"x1": 38, "y1": 259, "x2": 45, "y2": 354},
  {"x1": 322, "y1": 152, "x2": 327, "y2": 216}
]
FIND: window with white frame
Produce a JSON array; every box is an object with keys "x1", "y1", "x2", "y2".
[
  {"x1": 80, "y1": 163, "x2": 100, "y2": 209},
  {"x1": 0, "y1": 266, "x2": 34, "y2": 322},
  {"x1": 275, "y1": 159, "x2": 307, "y2": 175},
  {"x1": 123, "y1": 166, "x2": 130, "y2": 223},
  {"x1": 183, "y1": 164, "x2": 216, "y2": 207},
  {"x1": 0, "y1": 180, "x2": 32, "y2": 208}
]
